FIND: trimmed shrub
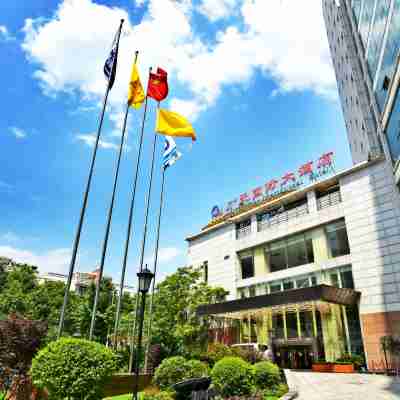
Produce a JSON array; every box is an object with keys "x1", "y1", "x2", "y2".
[
  {"x1": 154, "y1": 357, "x2": 209, "y2": 390},
  {"x1": 253, "y1": 361, "x2": 281, "y2": 390},
  {"x1": 154, "y1": 356, "x2": 188, "y2": 390},
  {"x1": 184, "y1": 360, "x2": 209, "y2": 380},
  {"x1": 262, "y1": 383, "x2": 288, "y2": 399},
  {"x1": 141, "y1": 390, "x2": 174, "y2": 400},
  {"x1": 201, "y1": 344, "x2": 241, "y2": 367},
  {"x1": 31, "y1": 338, "x2": 117, "y2": 400},
  {"x1": 210, "y1": 357, "x2": 254, "y2": 397}
]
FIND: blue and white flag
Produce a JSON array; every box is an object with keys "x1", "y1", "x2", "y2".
[
  {"x1": 104, "y1": 42, "x2": 118, "y2": 89},
  {"x1": 163, "y1": 136, "x2": 182, "y2": 169}
]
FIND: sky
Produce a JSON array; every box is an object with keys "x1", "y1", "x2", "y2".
[{"x1": 0, "y1": 0, "x2": 351, "y2": 287}]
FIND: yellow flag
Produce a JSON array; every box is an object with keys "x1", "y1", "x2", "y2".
[
  {"x1": 127, "y1": 62, "x2": 145, "y2": 109},
  {"x1": 156, "y1": 109, "x2": 196, "y2": 141}
]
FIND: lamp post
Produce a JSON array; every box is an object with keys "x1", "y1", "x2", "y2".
[{"x1": 132, "y1": 265, "x2": 154, "y2": 400}]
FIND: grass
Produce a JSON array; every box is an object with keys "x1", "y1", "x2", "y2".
[{"x1": 103, "y1": 395, "x2": 132, "y2": 400}]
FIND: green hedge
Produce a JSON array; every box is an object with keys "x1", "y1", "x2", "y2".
[
  {"x1": 210, "y1": 357, "x2": 254, "y2": 397},
  {"x1": 153, "y1": 357, "x2": 209, "y2": 390},
  {"x1": 253, "y1": 361, "x2": 281, "y2": 390},
  {"x1": 31, "y1": 338, "x2": 117, "y2": 400}
]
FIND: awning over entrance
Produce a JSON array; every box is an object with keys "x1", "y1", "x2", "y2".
[{"x1": 197, "y1": 284, "x2": 360, "y2": 317}]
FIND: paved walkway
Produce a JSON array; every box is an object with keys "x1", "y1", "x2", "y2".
[{"x1": 285, "y1": 370, "x2": 400, "y2": 400}]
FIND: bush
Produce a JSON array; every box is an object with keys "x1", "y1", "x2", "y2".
[
  {"x1": 336, "y1": 354, "x2": 365, "y2": 370},
  {"x1": 262, "y1": 383, "x2": 288, "y2": 399},
  {"x1": 31, "y1": 338, "x2": 118, "y2": 400},
  {"x1": 154, "y1": 357, "x2": 209, "y2": 390},
  {"x1": 253, "y1": 361, "x2": 281, "y2": 390},
  {"x1": 141, "y1": 390, "x2": 174, "y2": 400},
  {"x1": 185, "y1": 360, "x2": 209, "y2": 379},
  {"x1": 235, "y1": 348, "x2": 264, "y2": 364},
  {"x1": 201, "y1": 344, "x2": 237, "y2": 367},
  {"x1": 211, "y1": 357, "x2": 254, "y2": 397},
  {"x1": 154, "y1": 356, "x2": 187, "y2": 389}
]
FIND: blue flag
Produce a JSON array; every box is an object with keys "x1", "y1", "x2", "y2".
[
  {"x1": 163, "y1": 136, "x2": 181, "y2": 169},
  {"x1": 104, "y1": 43, "x2": 118, "y2": 89}
]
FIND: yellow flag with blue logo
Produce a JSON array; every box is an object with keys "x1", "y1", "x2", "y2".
[{"x1": 127, "y1": 61, "x2": 145, "y2": 109}]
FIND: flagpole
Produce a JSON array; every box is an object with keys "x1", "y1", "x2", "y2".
[
  {"x1": 113, "y1": 61, "x2": 148, "y2": 345},
  {"x1": 144, "y1": 166, "x2": 166, "y2": 372},
  {"x1": 131, "y1": 109, "x2": 159, "y2": 393},
  {"x1": 88, "y1": 86, "x2": 136, "y2": 340},
  {"x1": 57, "y1": 19, "x2": 124, "y2": 339}
]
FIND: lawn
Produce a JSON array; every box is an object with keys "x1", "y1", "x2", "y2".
[{"x1": 104, "y1": 395, "x2": 132, "y2": 400}]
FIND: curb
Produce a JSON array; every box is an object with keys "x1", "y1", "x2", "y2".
[
  {"x1": 280, "y1": 390, "x2": 298, "y2": 400},
  {"x1": 282, "y1": 369, "x2": 299, "y2": 400}
]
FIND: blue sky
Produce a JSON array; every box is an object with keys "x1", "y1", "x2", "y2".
[{"x1": 0, "y1": 0, "x2": 351, "y2": 286}]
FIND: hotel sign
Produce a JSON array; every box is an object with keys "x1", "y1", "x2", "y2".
[{"x1": 211, "y1": 152, "x2": 335, "y2": 219}]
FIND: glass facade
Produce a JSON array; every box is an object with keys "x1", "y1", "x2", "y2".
[
  {"x1": 266, "y1": 232, "x2": 314, "y2": 272},
  {"x1": 359, "y1": 0, "x2": 375, "y2": 50},
  {"x1": 367, "y1": 0, "x2": 391, "y2": 78},
  {"x1": 385, "y1": 87, "x2": 400, "y2": 161},
  {"x1": 325, "y1": 220, "x2": 350, "y2": 257},
  {"x1": 376, "y1": 1, "x2": 400, "y2": 111},
  {"x1": 352, "y1": 0, "x2": 362, "y2": 24}
]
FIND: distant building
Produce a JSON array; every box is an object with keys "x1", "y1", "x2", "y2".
[{"x1": 38, "y1": 268, "x2": 135, "y2": 295}]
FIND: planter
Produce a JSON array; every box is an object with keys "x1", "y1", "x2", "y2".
[
  {"x1": 332, "y1": 364, "x2": 354, "y2": 373},
  {"x1": 312, "y1": 363, "x2": 333, "y2": 372}
]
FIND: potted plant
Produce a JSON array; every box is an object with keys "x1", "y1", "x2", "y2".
[
  {"x1": 312, "y1": 359, "x2": 333, "y2": 372},
  {"x1": 332, "y1": 361, "x2": 354, "y2": 373}
]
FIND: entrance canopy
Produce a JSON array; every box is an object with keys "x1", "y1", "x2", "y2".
[{"x1": 197, "y1": 285, "x2": 360, "y2": 317}]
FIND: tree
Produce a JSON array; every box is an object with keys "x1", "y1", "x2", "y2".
[
  {"x1": 0, "y1": 315, "x2": 47, "y2": 399},
  {"x1": 0, "y1": 263, "x2": 37, "y2": 317},
  {"x1": 150, "y1": 266, "x2": 228, "y2": 358}
]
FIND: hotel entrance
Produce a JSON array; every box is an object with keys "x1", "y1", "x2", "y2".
[{"x1": 197, "y1": 285, "x2": 363, "y2": 366}]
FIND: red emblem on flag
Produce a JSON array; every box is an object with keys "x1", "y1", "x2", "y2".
[
  {"x1": 299, "y1": 161, "x2": 313, "y2": 176},
  {"x1": 317, "y1": 152, "x2": 334, "y2": 168},
  {"x1": 265, "y1": 179, "x2": 278, "y2": 192},
  {"x1": 147, "y1": 67, "x2": 169, "y2": 101}
]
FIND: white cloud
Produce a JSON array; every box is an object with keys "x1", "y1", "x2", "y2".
[
  {"x1": 0, "y1": 25, "x2": 14, "y2": 41},
  {"x1": 157, "y1": 247, "x2": 182, "y2": 263},
  {"x1": 76, "y1": 133, "x2": 119, "y2": 150},
  {"x1": 9, "y1": 126, "x2": 27, "y2": 139},
  {"x1": 21, "y1": 0, "x2": 335, "y2": 126},
  {"x1": 0, "y1": 245, "x2": 71, "y2": 274},
  {"x1": 198, "y1": 0, "x2": 238, "y2": 21}
]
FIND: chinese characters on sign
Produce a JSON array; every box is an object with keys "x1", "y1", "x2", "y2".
[{"x1": 211, "y1": 152, "x2": 335, "y2": 219}]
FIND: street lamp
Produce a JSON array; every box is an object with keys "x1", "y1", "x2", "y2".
[{"x1": 132, "y1": 265, "x2": 154, "y2": 400}]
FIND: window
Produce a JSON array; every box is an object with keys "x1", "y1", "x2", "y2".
[
  {"x1": 330, "y1": 272, "x2": 340, "y2": 287},
  {"x1": 240, "y1": 255, "x2": 255, "y2": 279},
  {"x1": 270, "y1": 282, "x2": 282, "y2": 293},
  {"x1": 286, "y1": 312, "x2": 298, "y2": 339},
  {"x1": 296, "y1": 278, "x2": 310, "y2": 289},
  {"x1": 300, "y1": 311, "x2": 314, "y2": 338},
  {"x1": 272, "y1": 314, "x2": 285, "y2": 339},
  {"x1": 236, "y1": 219, "x2": 251, "y2": 239},
  {"x1": 326, "y1": 220, "x2": 350, "y2": 257},
  {"x1": 283, "y1": 280, "x2": 294, "y2": 291},
  {"x1": 266, "y1": 232, "x2": 314, "y2": 272},
  {"x1": 268, "y1": 241, "x2": 287, "y2": 272},
  {"x1": 203, "y1": 261, "x2": 208, "y2": 283},
  {"x1": 384, "y1": 87, "x2": 400, "y2": 161},
  {"x1": 287, "y1": 236, "x2": 307, "y2": 268},
  {"x1": 340, "y1": 270, "x2": 354, "y2": 289}
]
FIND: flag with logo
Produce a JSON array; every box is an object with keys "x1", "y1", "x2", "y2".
[
  {"x1": 104, "y1": 31, "x2": 120, "y2": 89},
  {"x1": 147, "y1": 68, "x2": 169, "y2": 101},
  {"x1": 156, "y1": 108, "x2": 196, "y2": 141},
  {"x1": 163, "y1": 136, "x2": 181, "y2": 169},
  {"x1": 128, "y1": 60, "x2": 145, "y2": 109}
]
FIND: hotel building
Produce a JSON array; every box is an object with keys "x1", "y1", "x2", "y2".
[
  {"x1": 323, "y1": 0, "x2": 400, "y2": 180},
  {"x1": 187, "y1": 157, "x2": 400, "y2": 369}
]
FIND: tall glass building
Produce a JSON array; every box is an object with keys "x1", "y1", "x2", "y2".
[{"x1": 322, "y1": 0, "x2": 400, "y2": 178}]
